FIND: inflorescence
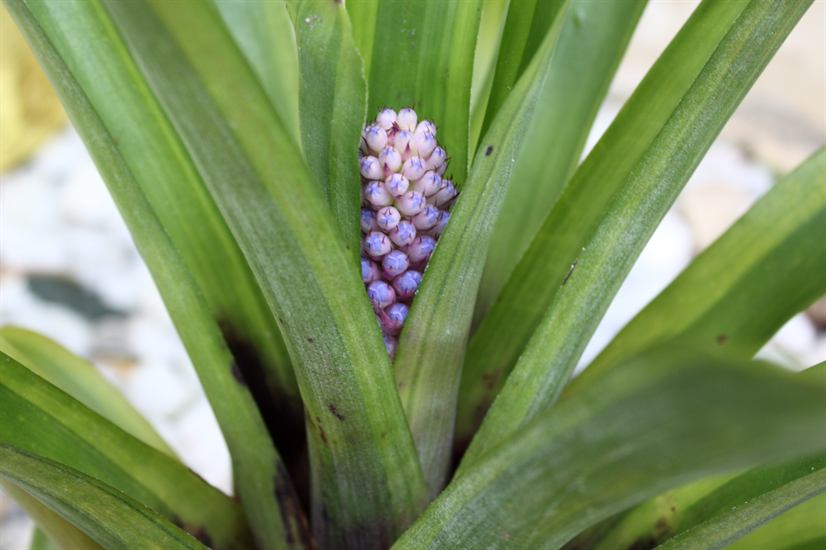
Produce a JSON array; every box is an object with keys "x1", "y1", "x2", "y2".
[{"x1": 359, "y1": 108, "x2": 457, "y2": 358}]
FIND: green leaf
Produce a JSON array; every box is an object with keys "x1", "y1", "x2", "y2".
[
  {"x1": 365, "y1": 0, "x2": 484, "y2": 183},
  {"x1": 393, "y1": 1, "x2": 572, "y2": 495},
  {"x1": 3, "y1": 483, "x2": 98, "y2": 550},
  {"x1": 472, "y1": 0, "x2": 646, "y2": 322},
  {"x1": 346, "y1": 0, "x2": 377, "y2": 74},
  {"x1": 457, "y1": 0, "x2": 814, "y2": 468},
  {"x1": 728, "y1": 493, "x2": 826, "y2": 550},
  {"x1": 211, "y1": 0, "x2": 301, "y2": 145},
  {"x1": 4, "y1": 2, "x2": 308, "y2": 546},
  {"x1": 96, "y1": 0, "x2": 426, "y2": 545},
  {"x1": 394, "y1": 351, "x2": 826, "y2": 549},
  {"x1": 571, "y1": 147, "x2": 826, "y2": 391},
  {"x1": 0, "y1": 353, "x2": 251, "y2": 549},
  {"x1": 288, "y1": 0, "x2": 366, "y2": 254},
  {"x1": 0, "y1": 445, "x2": 205, "y2": 550},
  {"x1": 478, "y1": 0, "x2": 566, "y2": 138},
  {"x1": 0, "y1": 326, "x2": 172, "y2": 456},
  {"x1": 658, "y1": 459, "x2": 826, "y2": 549}
]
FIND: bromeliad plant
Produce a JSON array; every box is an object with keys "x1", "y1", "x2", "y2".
[{"x1": 1, "y1": 0, "x2": 825, "y2": 549}]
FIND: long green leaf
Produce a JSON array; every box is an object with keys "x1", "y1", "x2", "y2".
[
  {"x1": 365, "y1": 0, "x2": 483, "y2": 183},
  {"x1": 457, "y1": 0, "x2": 813, "y2": 467},
  {"x1": 0, "y1": 445, "x2": 205, "y2": 550},
  {"x1": 478, "y1": 0, "x2": 566, "y2": 138},
  {"x1": 728, "y1": 493, "x2": 826, "y2": 550},
  {"x1": 4, "y1": 2, "x2": 308, "y2": 546},
  {"x1": 393, "y1": 1, "x2": 572, "y2": 495},
  {"x1": 659, "y1": 459, "x2": 826, "y2": 549},
  {"x1": 3, "y1": 483, "x2": 98, "y2": 550},
  {"x1": 0, "y1": 326, "x2": 172, "y2": 456},
  {"x1": 394, "y1": 351, "x2": 826, "y2": 549},
  {"x1": 472, "y1": 0, "x2": 646, "y2": 323},
  {"x1": 96, "y1": 0, "x2": 426, "y2": 545},
  {"x1": 570, "y1": 147, "x2": 826, "y2": 391},
  {"x1": 211, "y1": 0, "x2": 300, "y2": 146},
  {"x1": 288, "y1": 0, "x2": 366, "y2": 254},
  {"x1": 0, "y1": 353, "x2": 250, "y2": 548}
]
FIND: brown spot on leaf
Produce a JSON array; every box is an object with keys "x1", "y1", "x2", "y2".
[
  {"x1": 562, "y1": 261, "x2": 577, "y2": 286},
  {"x1": 485, "y1": 145, "x2": 494, "y2": 156},
  {"x1": 717, "y1": 333, "x2": 728, "y2": 344},
  {"x1": 328, "y1": 403, "x2": 345, "y2": 421},
  {"x1": 307, "y1": 336, "x2": 315, "y2": 343}
]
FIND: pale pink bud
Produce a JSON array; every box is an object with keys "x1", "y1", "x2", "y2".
[
  {"x1": 367, "y1": 280, "x2": 396, "y2": 308},
  {"x1": 412, "y1": 131, "x2": 436, "y2": 159},
  {"x1": 397, "y1": 108, "x2": 417, "y2": 131},
  {"x1": 364, "y1": 125, "x2": 387, "y2": 153},
  {"x1": 414, "y1": 171, "x2": 441, "y2": 197},
  {"x1": 363, "y1": 181, "x2": 393, "y2": 208},
  {"x1": 393, "y1": 270, "x2": 422, "y2": 300},
  {"x1": 364, "y1": 231, "x2": 392, "y2": 258},
  {"x1": 412, "y1": 205, "x2": 440, "y2": 230},
  {"x1": 361, "y1": 208, "x2": 377, "y2": 232},
  {"x1": 383, "y1": 333, "x2": 398, "y2": 358},
  {"x1": 425, "y1": 147, "x2": 446, "y2": 172},
  {"x1": 360, "y1": 156, "x2": 383, "y2": 180},
  {"x1": 427, "y1": 210, "x2": 450, "y2": 237},
  {"x1": 432, "y1": 180, "x2": 457, "y2": 207},
  {"x1": 382, "y1": 249, "x2": 410, "y2": 278},
  {"x1": 376, "y1": 206, "x2": 401, "y2": 231},
  {"x1": 407, "y1": 235, "x2": 436, "y2": 263},
  {"x1": 389, "y1": 221, "x2": 416, "y2": 247},
  {"x1": 385, "y1": 173, "x2": 410, "y2": 197},
  {"x1": 396, "y1": 191, "x2": 426, "y2": 216},
  {"x1": 377, "y1": 108, "x2": 397, "y2": 130},
  {"x1": 415, "y1": 120, "x2": 436, "y2": 136},
  {"x1": 393, "y1": 130, "x2": 413, "y2": 159},
  {"x1": 402, "y1": 157, "x2": 426, "y2": 182},
  {"x1": 379, "y1": 146, "x2": 402, "y2": 174}
]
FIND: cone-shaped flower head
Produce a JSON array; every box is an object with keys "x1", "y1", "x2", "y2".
[{"x1": 358, "y1": 107, "x2": 458, "y2": 359}]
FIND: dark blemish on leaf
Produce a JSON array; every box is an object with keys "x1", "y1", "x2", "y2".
[
  {"x1": 273, "y1": 461, "x2": 312, "y2": 546},
  {"x1": 481, "y1": 370, "x2": 500, "y2": 390},
  {"x1": 319, "y1": 424, "x2": 328, "y2": 445},
  {"x1": 190, "y1": 527, "x2": 213, "y2": 548},
  {"x1": 328, "y1": 403, "x2": 346, "y2": 421},
  {"x1": 562, "y1": 261, "x2": 578, "y2": 286},
  {"x1": 717, "y1": 333, "x2": 728, "y2": 344},
  {"x1": 230, "y1": 362, "x2": 246, "y2": 385},
  {"x1": 627, "y1": 537, "x2": 659, "y2": 550},
  {"x1": 485, "y1": 145, "x2": 494, "y2": 156},
  {"x1": 307, "y1": 336, "x2": 315, "y2": 343}
]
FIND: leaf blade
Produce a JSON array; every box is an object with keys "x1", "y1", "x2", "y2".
[{"x1": 395, "y1": 351, "x2": 826, "y2": 549}]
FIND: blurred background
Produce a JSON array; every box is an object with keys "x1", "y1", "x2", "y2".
[{"x1": 1, "y1": 1, "x2": 824, "y2": 547}]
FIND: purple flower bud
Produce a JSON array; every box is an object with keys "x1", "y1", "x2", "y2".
[
  {"x1": 416, "y1": 120, "x2": 436, "y2": 136},
  {"x1": 377, "y1": 109, "x2": 397, "y2": 130},
  {"x1": 379, "y1": 146, "x2": 402, "y2": 174},
  {"x1": 361, "y1": 257, "x2": 381, "y2": 283},
  {"x1": 389, "y1": 220, "x2": 417, "y2": 247},
  {"x1": 360, "y1": 156, "x2": 383, "y2": 180},
  {"x1": 385, "y1": 173, "x2": 410, "y2": 197},
  {"x1": 412, "y1": 205, "x2": 440, "y2": 230},
  {"x1": 363, "y1": 181, "x2": 393, "y2": 208},
  {"x1": 364, "y1": 125, "x2": 387, "y2": 153},
  {"x1": 361, "y1": 208, "x2": 377, "y2": 232},
  {"x1": 382, "y1": 249, "x2": 410, "y2": 278},
  {"x1": 414, "y1": 170, "x2": 441, "y2": 197},
  {"x1": 393, "y1": 130, "x2": 413, "y2": 159},
  {"x1": 412, "y1": 130, "x2": 436, "y2": 159},
  {"x1": 364, "y1": 231, "x2": 392, "y2": 258},
  {"x1": 402, "y1": 156, "x2": 426, "y2": 182},
  {"x1": 383, "y1": 333, "x2": 398, "y2": 358},
  {"x1": 397, "y1": 108, "x2": 417, "y2": 131},
  {"x1": 396, "y1": 191, "x2": 426, "y2": 216},
  {"x1": 383, "y1": 302, "x2": 409, "y2": 334},
  {"x1": 376, "y1": 206, "x2": 401, "y2": 231},
  {"x1": 367, "y1": 280, "x2": 396, "y2": 308},
  {"x1": 425, "y1": 147, "x2": 446, "y2": 172},
  {"x1": 407, "y1": 235, "x2": 436, "y2": 263},
  {"x1": 427, "y1": 210, "x2": 450, "y2": 237},
  {"x1": 393, "y1": 270, "x2": 422, "y2": 300},
  {"x1": 432, "y1": 180, "x2": 457, "y2": 207}
]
